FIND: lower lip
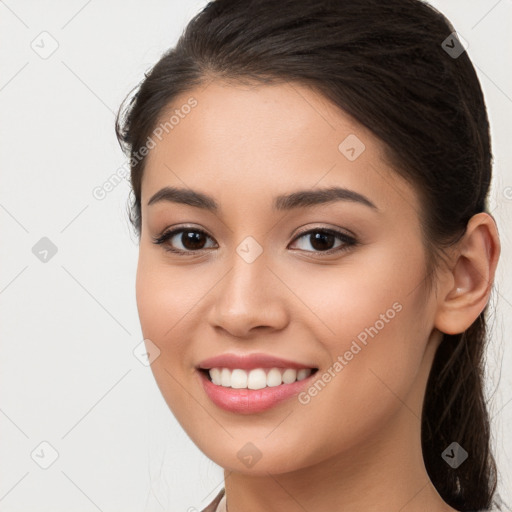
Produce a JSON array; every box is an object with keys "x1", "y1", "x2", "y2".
[{"x1": 197, "y1": 369, "x2": 317, "y2": 414}]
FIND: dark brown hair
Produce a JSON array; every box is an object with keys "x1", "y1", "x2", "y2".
[{"x1": 115, "y1": 0, "x2": 501, "y2": 508}]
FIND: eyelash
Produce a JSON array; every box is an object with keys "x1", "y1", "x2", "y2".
[{"x1": 151, "y1": 225, "x2": 358, "y2": 257}]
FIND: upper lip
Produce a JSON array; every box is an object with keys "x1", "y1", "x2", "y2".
[{"x1": 197, "y1": 352, "x2": 317, "y2": 371}]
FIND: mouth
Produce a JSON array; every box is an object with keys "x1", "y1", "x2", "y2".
[
  {"x1": 196, "y1": 366, "x2": 319, "y2": 414},
  {"x1": 198, "y1": 366, "x2": 319, "y2": 389}
]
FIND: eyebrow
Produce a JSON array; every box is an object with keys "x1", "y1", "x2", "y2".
[{"x1": 147, "y1": 186, "x2": 378, "y2": 211}]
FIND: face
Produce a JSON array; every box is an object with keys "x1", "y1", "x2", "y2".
[{"x1": 136, "y1": 80, "x2": 441, "y2": 475}]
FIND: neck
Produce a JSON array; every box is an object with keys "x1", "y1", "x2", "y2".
[{"x1": 224, "y1": 410, "x2": 453, "y2": 512}]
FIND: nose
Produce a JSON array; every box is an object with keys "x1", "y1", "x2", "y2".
[{"x1": 207, "y1": 248, "x2": 289, "y2": 338}]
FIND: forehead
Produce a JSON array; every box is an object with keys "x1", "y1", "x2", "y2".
[{"x1": 141, "y1": 80, "x2": 416, "y2": 214}]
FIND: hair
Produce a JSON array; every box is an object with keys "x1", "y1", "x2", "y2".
[{"x1": 115, "y1": 0, "x2": 502, "y2": 508}]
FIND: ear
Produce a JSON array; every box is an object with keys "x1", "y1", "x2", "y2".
[{"x1": 434, "y1": 212, "x2": 500, "y2": 335}]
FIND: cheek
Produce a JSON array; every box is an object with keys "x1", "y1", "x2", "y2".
[
  {"x1": 292, "y1": 246, "x2": 431, "y2": 448},
  {"x1": 135, "y1": 255, "x2": 190, "y2": 396},
  {"x1": 294, "y1": 245, "x2": 426, "y2": 366},
  {"x1": 135, "y1": 257, "x2": 169, "y2": 341},
  {"x1": 289, "y1": 241, "x2": 428, "y2": 353},
  {"x1": 135, "y1": 250, "x2": 207, "y2": 344},
  {"x1": 134, "y1": 251, "x2": 218, "y2": 414}
]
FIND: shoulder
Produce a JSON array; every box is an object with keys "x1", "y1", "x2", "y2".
[{"x1": 200, "y1": 488, "x2": 225, "y2": 512}]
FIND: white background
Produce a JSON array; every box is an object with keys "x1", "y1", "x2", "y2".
[{"x1": 0, "y1": 1, "x2": 510, "y2": 510}]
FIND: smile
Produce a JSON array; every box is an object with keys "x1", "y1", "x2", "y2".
[
  {"x1": 197, "y1": 366, "x2": 319, "y2": 414},
  {"x1": 206, "y1": 367, "x2": 314, "y2": 389}
]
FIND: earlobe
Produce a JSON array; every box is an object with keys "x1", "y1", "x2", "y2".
[{"x1": 434, "y1": 212, "x2": 500, "y2": 335}]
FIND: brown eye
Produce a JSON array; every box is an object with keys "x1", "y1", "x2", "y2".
[
  {"x1": 152, "y1": 226, "x2": 357, "y2": 256},
  {"x1": 289, "y1": 228, "x2": 357, "y2": 254},
  {"x1": 152, "y1": 228, "x2": 217, "y2": 254},
  {"x1": 179, "y1": 231, "x2": 208, "y2": 250},
  {"x1": 308, "y1": 232, "x2": 336, "y2": 251}
]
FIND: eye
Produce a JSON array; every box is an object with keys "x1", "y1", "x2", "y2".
[
  {"x1": 288, "y1": 228, "x2": 357, "y2": 255},
  {"x1": 152, "y1": 227, "x2": 217, "y2": 254},
  {"x1": 152, "y1": 226, "x2": 358, "y2": 256}
]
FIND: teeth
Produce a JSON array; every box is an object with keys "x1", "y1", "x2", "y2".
[
  {"x1": 282, "y1": 368, "x2": 297, "y2": 384},
  {"x1": 247, "y1": 368, "x2": 267, "y2": 390},
  {"x1": 266, "y1": 368, "x2": 282, "y2": 387},
  {"x1": 297, "y1": 368, "x2": 311, "y2": 381},
  {"x1": 210, "y1": 368, "x2": 221, "y2": 385},
  {"x1": 207, "y1": 367, "x2": 313, "y2": 389},
  {"x1": 220, "y1": 368, "x2": 231, "y2": 387},
  {"x1": 231, "y1": 369, "x2": 248, "y2": 389}
]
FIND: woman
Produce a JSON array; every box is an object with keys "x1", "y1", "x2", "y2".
[{"x1": 115, "y1": 0, "x2": 504, "y2": 510}]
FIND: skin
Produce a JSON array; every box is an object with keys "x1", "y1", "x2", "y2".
[{"x1": 135, "y1": 80, "x2": 500, "y2": 512}]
